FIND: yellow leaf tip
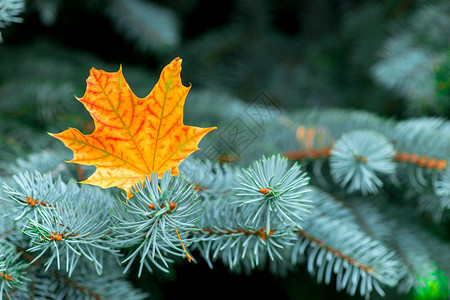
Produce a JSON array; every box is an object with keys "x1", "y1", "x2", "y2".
[
  {"x1": 205, "y1": 126, "x2": 217, "y2": 133},
  {"x1": 170, "y1": 57, "x2": 182, "y2": 68}
]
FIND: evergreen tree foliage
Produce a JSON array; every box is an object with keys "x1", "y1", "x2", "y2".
[
  {"x1": 0, "y1": 0, "x2": 24, "y2": 42},
  {"x1": 0, "y1": 0, "x2": 449, "y2": 299}
]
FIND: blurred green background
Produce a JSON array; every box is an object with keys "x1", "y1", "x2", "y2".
[{"x1": 0, "y1": 0, "x2": 449, "y2": 299}]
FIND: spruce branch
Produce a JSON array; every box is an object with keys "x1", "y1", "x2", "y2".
[
  {"x1": 370, "y1": 2, "x2": 450, "y2": 115},
  {"x1": 106, "y1": 0, "x2": 180, "y2": 53},
  {"x1": 235, "y1": 155, "x2": 312, "y2": 233},
  {"x1": 292, "y1": 189, "x2": 402, "y2": 299},
  {"x1": 9, "y1": 251, "x2": 148, "y2": 300},
  {"x1": 22, "y1": 185, "x2": 116, "y2": 276},
  {"x1": 179, "y1": 157, "x2": 238, "y2": 201},
  {"x1": 2, "y1": 150, "x2": 70, "y2": 180},
  {"x1": 194, "y1": 198, "x2": 297, "y2": 273},
  {"x1": 393, "y1": 118, "x2": 449, "y2": 171},
  {"x1": 393, "y1": 226, "x2": 442, "y2": 296},
  {"x1": 0, "y1": 0, "x2": 24, "y2": 42},
  {"x1": 279, "y1": 110, "x2": 449, "y2": 219},
  {"x1": 432, "y1": 168, "x2": 450, "y2": 220},
  {"x1": 37, "y1": 258, "x2": 148, "y2": 300},
  {"x1": 341, "y1": 196, "x2": 393, "y2": 243},
  {"x1": 110, "y1": 172, "x2": 200, "y2": 276},
  {"x1": 0, "y1": 241, "x2": 29, "y2": 299},
  {"x1": 2, "y1": 171, "x2": 68, "y2": 221},
  {"x1": 330, "y1": 130, "x2": 396, "y2": 195}
]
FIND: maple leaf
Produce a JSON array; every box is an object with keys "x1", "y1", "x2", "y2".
[{"x1": 50, "y1": 58, "x2": 216, "y2": 197}]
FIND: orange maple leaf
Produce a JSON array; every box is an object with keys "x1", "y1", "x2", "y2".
[{"x1": 50, "y1": 58, "x2": 216, "y2": 197}]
